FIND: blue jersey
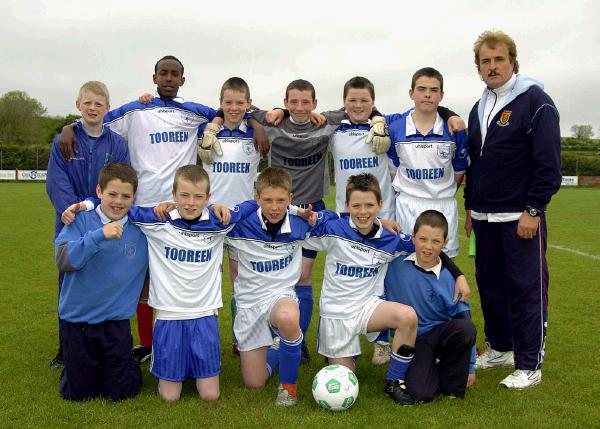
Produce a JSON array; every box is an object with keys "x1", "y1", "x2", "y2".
[
  {"x1": 46, "y1": 122, "x2": 129, "y2": 236},
  {"x1": 55, "y1": 208, "x2": 148, "y2": 324}
]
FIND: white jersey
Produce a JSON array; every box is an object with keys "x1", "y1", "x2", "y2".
[
  {"x1": 207, "y1": 121, "x2": 260, "y2": 208},
  {"x1": 226, "y1": 208, "x2": 339, "y2": 308},
  {"x1": 127, "y1": 202, "x2": 256, "y2": 319},
  {"x1": 304, "y1": 216, "x2": 414, "y2": 319},
  {"x1": 388, "y1": 113, "x2": 468, "y2": 200},
  {"x1": 330, "y1": 120, "x2": 395, "y2": 220},
  {"x1": 104, "y1": 98, "x2": 216, "y2": 206}
]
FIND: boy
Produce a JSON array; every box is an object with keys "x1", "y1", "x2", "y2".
[
  {"x1": 67, "y1": 165, "x2": 258, "y2": 401},
  {"x1": 204, "y1": 77, "x2": 263, "y2": 354},
  {"x1": 60, "y1": 57, "x2": 266, "y2": 363},
  {"x1": 329, "y1": 76, "x2": 467, "y2": 365},
  {"x1": 46, "y1": 81, "x2": 130, "y2": 367},
  {"x1": 387, "y1": 67, "x2": 468, "y2": 258},
  {"x1": 55, "y1": 163, "x2": 147, "y2": 401},
  {"x1": 304, "y1": 173, "x2": 468, "y2": 405},
  {"x1": 224, "y1": 167, "x2": 337, "y2": 406},
  {"x1": 385, "y1": 210, "x2": 477, "y2": 402}
]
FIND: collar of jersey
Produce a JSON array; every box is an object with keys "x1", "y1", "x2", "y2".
[
  {"x1": 405, "y1": 111, "x2": 444, "y2": 137},
  {"x1": 220, "y1": 119, "x2": 248, "y2": 134},
  {"x1": 168, "y1": 207, "x2": 210, "y2": 221},
  {"x1": 95, "y1": 206, "x2": 129, "y2": 226},
  {"x1": 257, "y1": 207, "x2": 291, "y2": 234},
  {"x1": 348, "y1": 216, "x2": 383, "y2": 239},
  {"x1": 405, "y1": 252, "x2": 442, "y2": 279}
]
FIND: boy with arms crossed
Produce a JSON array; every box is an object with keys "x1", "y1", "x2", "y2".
[
  {"x1": 55, "y1": 163, "x2": 146, "y2": 401},
  {"x1": 304, "y1": 173, "x2": 467, "y2": 405},
  {"x1": 46, "y1": 81, "x2": 130, "y2": 367},
  {"x1": 385, "y1": 210, "x2": 476, "y2": 402},
  {"x1": 387, "y1": 67, "x2": 468, "y2": 258},
  {"x1": 225, "y1": 167, "x2": 337, "y2": 406}
]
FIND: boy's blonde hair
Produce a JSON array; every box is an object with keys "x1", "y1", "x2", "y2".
[
  {"x1": 255, "y1": 167, "x2": 292, "y2": 195},
  {"x1": 78, "y1": 81, "x2": 110, "y2": 104},
  {"x1": 173, "y1": 165, "x2": 210, "y2": 193}
]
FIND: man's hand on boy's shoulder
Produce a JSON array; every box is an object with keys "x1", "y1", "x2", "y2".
[
  {"x1": 447, "y1": 116, "x2": 466, "y2": 136},
  {"x1": 138, "y1": 92, "x2": 153, "y2": 104},
  {"x1": 103, "y1": 222, "x2": 123, "y2": 240},
  {"x1": 59, "y1": 123, "x2": 78, "y2": 161},
  {"x1": 61, "y1": 202, "x2": 86, "y2": 225}
]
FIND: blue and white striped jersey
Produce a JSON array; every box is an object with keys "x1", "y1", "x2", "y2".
[
  {"x1": 206, "y1": 120, "x2": 260, "y2": 208},
  {"x1": 104, "y1": 98, "x2": 216, "y2": 206},
  {"x1": 226, "y1": 208, "x2": 339, "y2": 308},
  {"x1": 127, "y1": 201, "x2": 256, "y2": 319},
  {"x1": 304, "y1": 217, "x2": 415, "y2": 319},
  {"x1": 330, "y1": 119, "x2": 395, "y2": 220},
  {"x1": 387, "y1": 112, "x2": 468, "y2": 199}
]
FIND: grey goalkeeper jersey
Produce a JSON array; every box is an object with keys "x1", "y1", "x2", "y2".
[{"x1": 252, "y1": 109, "x2": 345, "y2": 205}]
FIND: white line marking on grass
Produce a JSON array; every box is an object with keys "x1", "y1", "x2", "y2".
[
  {"x1": 457, "y1": 216, "x2": 600, "y2": 260},
  {"x1": 547, "y1": 244, "x2": 600, "y2": 260}
]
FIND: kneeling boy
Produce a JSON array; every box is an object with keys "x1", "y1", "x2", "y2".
[
  {"x1": 55, "y1": 163, "x2": 147, "y2": 401},
  {"x1": 225, "y1": 167, "x2": 337, "y2": 406},
  {"x1": 385, "y1": 210, "x2": 476, "y2": 402},
  {"x1": 304, "y1": 173, "x2": 467, "y2": 405}
]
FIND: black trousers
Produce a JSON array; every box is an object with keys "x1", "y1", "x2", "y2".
[
  {"x1": 60, "y1": 319, "x2": 141, "y2": 401},
  {"x1": 405, "y1": 319, "x2": 476, "y2": 402}
]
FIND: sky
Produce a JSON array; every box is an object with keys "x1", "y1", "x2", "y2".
[{"x1": 1, "y1": 0, "x2": 599, "y2": 137}]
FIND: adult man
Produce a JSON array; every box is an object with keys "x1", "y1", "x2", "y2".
[{"x1": 464, "y1": 30, "x2": 561, "y2": 389}]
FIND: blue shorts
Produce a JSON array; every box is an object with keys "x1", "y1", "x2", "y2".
[
  {"x1": 151, "y1": 316, "x2": 221, "y2": 382},
  {"x1": 300, "y1": 200, "x2": 326, "y2": 259}
]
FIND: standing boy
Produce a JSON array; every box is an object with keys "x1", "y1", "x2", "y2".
[
  {"x1": 385, "y1": 210, "x2": 476, "y2": 402},
  {"x1": 55, "y1": 163, "x2": 147, "y2": 401},
  {"x1": 225, "y1": 167, "x2": 337, "y2": 406},
  {"x1": 387, "y1": 67, "x2": 468, "y2": 258},
  {"x1": 46, "y1": 81, "x2": 130, "y2": 367},
  {"x1": 204, "y1": 77, "x2": 263, "y2": 354}
]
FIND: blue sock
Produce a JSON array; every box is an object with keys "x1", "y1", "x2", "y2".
[
  {"x1": 279, "y1": 333, "x2": 303, "y2": 385},
  {"x1": 375, "y1": 329, "x2": 389, "y2": 343},
  {"x1": 295, "y1": 285, "x2": 313, "y2": 341},
  {"x1": 386, "y1": 351, "x2": 414, "y2": 382},
  {"x1": 266, "y1": 345, "x2": 279, "y2": 377}
]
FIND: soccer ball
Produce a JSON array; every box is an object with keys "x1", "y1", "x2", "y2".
[{"x1": 312, "y1": 364, "x2": 359, "y2": 411}]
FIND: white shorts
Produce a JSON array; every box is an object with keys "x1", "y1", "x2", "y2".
[
  {"x1": 395, "y1": 193, "x2": 459, "y2": 257},
  {"x1": 234, "y1": 290, "x2": 297, "y2": 352},
  {"x1": 317, "y1": 296, "x2": 383, "y2": 358}
]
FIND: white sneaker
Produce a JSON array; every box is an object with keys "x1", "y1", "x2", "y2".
[
  {"x1": 475, "y1": 342, "x2": 514, "y2": 369},
  {"x1": 372, "y1": 341, "x2": 391, "y2": 366},
  {"x1": 500, "y1": 369, "x2": 542, "y2": 389},
  {"x1": 275, "y1": 384, "x2": 297, "y2": 406}
]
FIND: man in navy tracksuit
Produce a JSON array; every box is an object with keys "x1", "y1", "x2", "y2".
[{"x1": 464, "y1": 30, "x2": 561, "y2": 389}]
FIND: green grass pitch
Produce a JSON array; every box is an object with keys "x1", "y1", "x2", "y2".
[{"x1": 1, "y1": 183, "x2": 599, "y2": 428}]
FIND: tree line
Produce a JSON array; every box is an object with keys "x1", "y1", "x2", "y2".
[{"x1": 0, "y1": 90, "x2": 599, "y2": 175}]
